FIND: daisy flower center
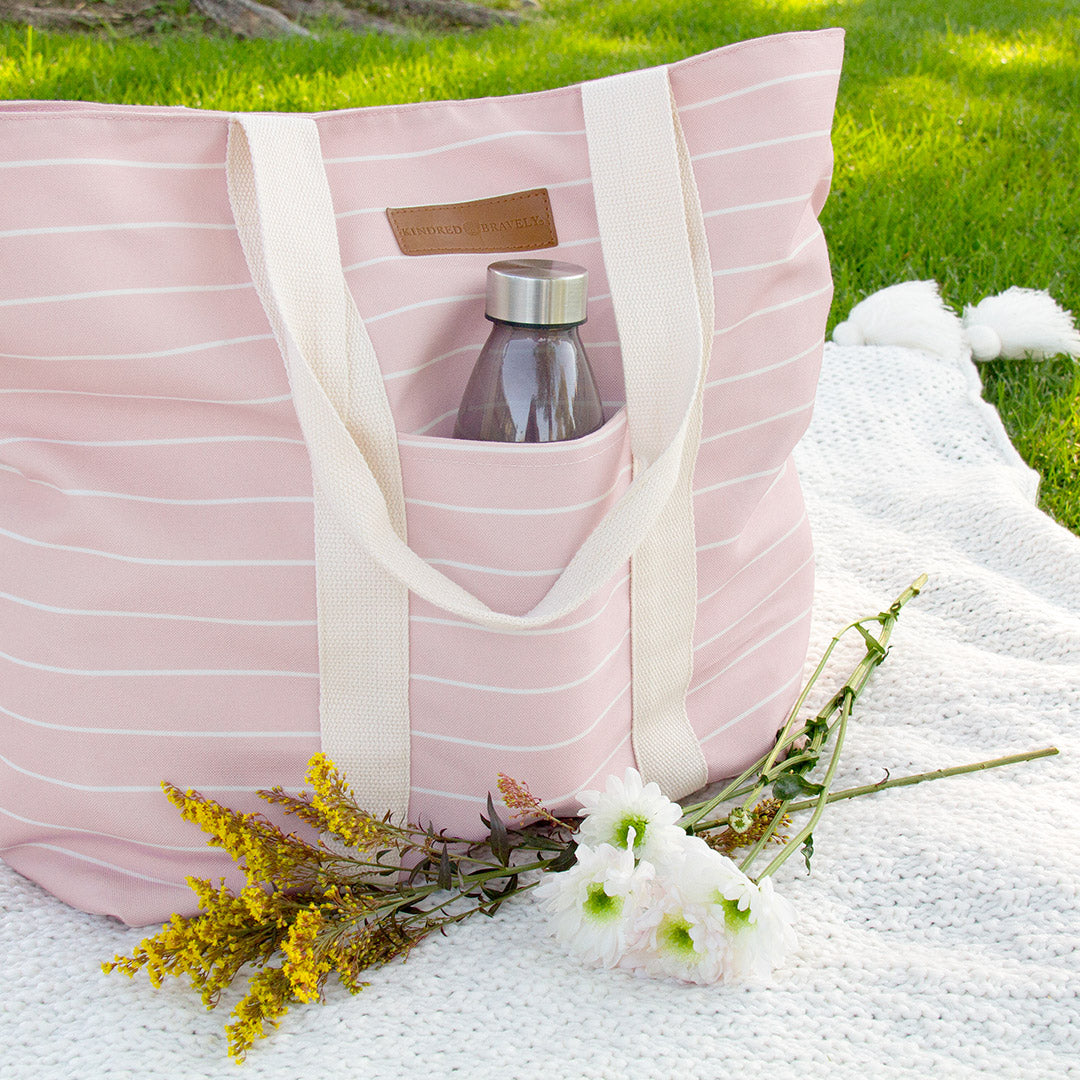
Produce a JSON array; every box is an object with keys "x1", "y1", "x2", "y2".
[
  {"x1": 583, "y1": 882, "x2": 624, "y2": 923},
  {"x1": 656, "y1": 914, "x2": 698, "y2": 959},
  {"x1": 720, "y1": 897, "x2": 752, "y2": 933},
  {"x1": 613, "y1": 814, "x2": 650, "y2": 849}
]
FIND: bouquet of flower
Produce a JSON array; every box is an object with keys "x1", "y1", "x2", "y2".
[
  {"x1": 536, "y1": 768, "x2": 797, "y2": 983},
  {"x1": 104, "y1": 575, "x2": 1056, "y2": 1061}
]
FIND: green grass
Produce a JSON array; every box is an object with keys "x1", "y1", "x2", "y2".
[{"x1": 2, "y1": 0, "x2": 1078, "y2": 530}]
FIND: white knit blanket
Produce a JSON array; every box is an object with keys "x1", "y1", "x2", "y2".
[{"x1": 3, "y1": 343, "x2": 1078, "y2": 1080}]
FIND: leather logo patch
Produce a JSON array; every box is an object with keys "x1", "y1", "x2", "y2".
[{"x1": 386, "y1": 188, "x2": 558, "y2": 256}]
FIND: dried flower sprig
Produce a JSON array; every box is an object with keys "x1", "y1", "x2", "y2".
[
  {"x1": 104, "y1": 575, "x2": 1058, "y2": 1059},
  {"x1": 104, "y1": 754, "x2": 576, "y2": 1061},
  {"x1": 701, "y1": 798, "x2": 790, "y2": 857}
]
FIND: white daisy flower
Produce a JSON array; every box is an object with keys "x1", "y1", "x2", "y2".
[
  {"x1": 679, "y1": 844, "x2": 798, "y2": 981},
  {"x1": 535, "y1": 840, "x2": 653, "y2": 968},
  {"x1": 723, "y1": 874, "x2": 798, "y2": 981},
  {"x1": 618, "y1": 870, "x2": 725, "y2": 986},
  {"x1": 575, "y1": 767, "x2": 688, "y2": 865}
]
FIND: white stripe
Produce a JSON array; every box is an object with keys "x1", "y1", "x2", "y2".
[
  {"x1": 697, "y1": 507, "x2": 807, "y2": 603},
  {"x1": 384, "y1": 342, "x2": 481, "y2": 382},
  {"x1": 699, "y1": 399, "x2": 815, "y2": 445},
  {"x1": 695, "y1": 532, "x2": 740, "y2": 554},
  {"x1": 0, "y1": 157, "x2": 223, "y2": 170},
  {"x1": 0, "y1": 804, "x2": 208, "y2": 852},
  {"x1": 0, "y1": 332, "x2": 275, "y2": 363},
  {"x1": 691, "y1": 129, "x2": 832, "y2": 163},
  {"x1": 365, "y1": 292, "x2": 484, "y2": 324},
  {"x1": 413, "y1": 680, "x2": 630, "y2": 753},
  {"x1": 546, "y1": 176, "x2": 594, "y2": 191},
  {"x1": 425, "y1": 558, "x2": 563, "y2": 578},
  {"x1": 0, "y1": 221, "x2": 234, "y2": 239},
  {"x1": 755, "y1": 455, "x2": 793, "y2": 501},
  {"x1": 368, "y1": 280, "x2": 607, "y2": 328},
  {"x1": 692, "y1": 465, "x2": 781, "y2": 498},
  {"x1": 557, "y1": 236, "x2": 601, "y2": 250},
  {"x1": 698, "y1": 670, "x2": 803, "y2": 745},
  {"x1": 344, "y1": 253, "x2": 409, "y2": 273},
  {"x1": 0, "y1": 751, "x2": 264, "y2": 793},
  {"x1": 410, "y1": 571, "x2": 629, "y2": 635},
  {"x1": 0, "y1": 523, "x2": 315, "y2": 567},
  {"x1": 543, "y1": 732, "x2": 632, "y2": 806},
  {"x1": 336, "y1": 175, "x2": 595, "y2": 220},
  {"x1": 0, "y1": 588, "x2": 315, "y2": 626},
  {"x1": 406, "y1": 463, "x2": 630, "y2": 515},
  {"x1": 409, "y1": 785, "x2": 487, "y2": 805},
  {"x1": 345, "y1": 246, "x2": 606, "y2": 272},
  {"x1": 336, "y1": 205, "x2": 392, "y2": 219},
  {"x1": 0, "y1": 387, "x2": 291, "y2": 406},
  {"x1": 703, "y1": 193, "x2": 812, "y2": 218},
  {"x1": 687, "y1": 604, "x2": 812, "y2": 699},
  {"x1": 0, "y1": 433, "x2": 304, "y2": 448},
  {"x1": 0, "y1": 647, "x2": 317, "y2": 677},
  {"x1": 0, "y1": 752, "x2": 164, "y2": 791},
  {"x1": 706, "y1": 338, "x2": 822, "y2": 389},
  {"x1": 713, "y1": 231, "x2": 822, "y2": 278},
  {"x1": 679, "y1": 69, "x2": 843, "y2": 112},
  {"x1": 0, "y1": 700, "x2": 316, "y2": 737},
  {"x1": 325, "y1": 128, "x2": 586, "y2": 164},
  {"x1": 411, "y1": 408, "x2": 459, "y2": 436},
  {"x1": 714, "y1": 285, "x2": 832, "y2": 338},
  {"x1": 0, "y1": 463, "x2": 313, "y2": 506},
  {"x1": 0, "y1": 842, "x2": 194, "y2": 889},
  {"x1": 399, "y1": 407, "x2": 627, "y2": 452},
  {"x1": 0, "y1": 281, "x2": 253, "y2": 308},
  {"x1": 411, "y1": 628, "x2": 629, "y2": 695},
  {"x1": 693, "y1": 554, "x2": 814, "y2": 654},
  {"x1": 410, "y1": 730, "x2": 631, "y2": 808}
]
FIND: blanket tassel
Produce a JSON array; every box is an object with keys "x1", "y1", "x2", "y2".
[{"x1": 833, "y1": 280, "x2": 1080, "y2": 362}]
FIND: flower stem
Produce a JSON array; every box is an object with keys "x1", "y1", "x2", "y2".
[
  {"x1": 734, "y1": 705, "x2": 840, "y2": 870},
  {"x1": 781, "y1": 747, "x2": 1059, "y2": 813},
  {"x1": 681, "y1": 574, "x2": 928, "y2": 832},
  {"x1": 753, "y1": 689, "x2": 852, "y2": 879},
  {"x1": 679, "y1": 756, "x2": 775, "y2": 828},
  {"x1": 735, "y1": 575, "x2": 927, "y2": 879}
]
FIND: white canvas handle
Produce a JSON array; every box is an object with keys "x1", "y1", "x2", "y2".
[
  {"x1": 226, "y1": 70, "x2": 710, "y2": 633},
  {"x1": 582, "y1": 69, "x2": 714, "y2": 796}
]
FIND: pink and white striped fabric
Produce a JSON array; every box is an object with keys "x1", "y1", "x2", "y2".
[{"x1": 0, "y1": 29, "x2": 843, "y2": 924}]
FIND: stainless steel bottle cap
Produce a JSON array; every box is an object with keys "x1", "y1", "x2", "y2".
[{"x1": 485, "y1": 259, "x2": 588, "y2": 326}]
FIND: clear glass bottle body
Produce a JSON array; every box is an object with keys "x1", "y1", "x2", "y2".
[{"x1": 453, "y1": 318, "x2": 604, "y2": 442}]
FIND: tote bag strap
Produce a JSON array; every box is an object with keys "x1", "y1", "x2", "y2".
[{"x1": 227, "y1": 63, "x2": 711, "y2": 808}]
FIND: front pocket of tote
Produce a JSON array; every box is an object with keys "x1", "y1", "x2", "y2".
[{"x1": 396, "y1": 408, "x2": 636, "y2": 828}]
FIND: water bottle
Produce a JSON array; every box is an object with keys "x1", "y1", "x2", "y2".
[{"x1": 453, "y1": 259, "x2": 604, "y2": 442}]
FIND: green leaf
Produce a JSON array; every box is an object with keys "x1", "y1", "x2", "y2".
[
  {"x1": 854, "y1": 620, "x2": 887, "y2": 657},
  {"x1": 488, "y1": 873, "x2": 523, "y2": 914},
  {"x1": 486, "y1": 793, "x2": 510, "y2": 867},
  {"x1": 481, "y1": 875, "x2": 516, "y2": 903},
  {"x1": 515, "y1": 833, "x2": 565, "y2": 852},
  {"x1": 543, "y1": 841, "x2": 578, "y2": 874},
  {"x1": 772, "y1": 774, "x2": 824, "y2": 801},
  {"x1": 437, "y1": 845, "x2": 452, "y2": 891},
  {"x1": 801, "y1": 833, "x2": 814, "y2": 874}
]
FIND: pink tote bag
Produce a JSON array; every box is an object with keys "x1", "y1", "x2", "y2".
[{"x1": 0, "y1": 29, "x2": 843, "y2": 925}]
